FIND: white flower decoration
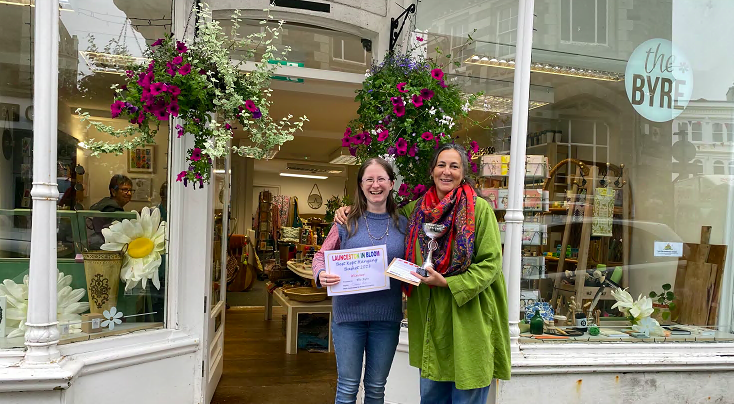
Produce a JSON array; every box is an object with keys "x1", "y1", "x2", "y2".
[
  {"x1": 102, "y1": 307, "x2": 124, "y2": 330},
  {"x1": 611, "y1": 287, "x2": 654, "y2": 323},
  {"x1": 101, "y1": 207, "x2": 166, "y2": 291},
  {"x1": 632, "y1": 316, "x2": 666, "y2": 337},
  {"x1": 0, "y1": 272, "x2": 89, "y2": 338}
]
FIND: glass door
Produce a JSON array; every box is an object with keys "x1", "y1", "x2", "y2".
[{"x1": 205, "y1": 152, "x2": 231, "y2": 403}]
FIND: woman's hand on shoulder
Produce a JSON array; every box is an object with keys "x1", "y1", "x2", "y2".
[
  {"x1": 334, "y1": 206, "x2": 351, "y2": 225},
  {"x1": 410, "y1": 266, "x2": 448, "y2": 288},
  {"x1": 319, "y1": 272, "x2": 341, "y2": 287}
]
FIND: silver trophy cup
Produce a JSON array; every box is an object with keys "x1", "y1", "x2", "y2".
[{"x1": 418, "y1": 223, "x2": 448, "y2": 277}]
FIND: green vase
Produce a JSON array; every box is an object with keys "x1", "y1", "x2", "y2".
[{"x1": 530, "y1": 309, "x2": 544, "y2": 335}]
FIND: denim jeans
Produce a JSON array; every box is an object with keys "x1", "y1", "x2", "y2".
[
  {"x1": 419, "y1": 377, "x2": 491, "y2": 404},
  {"x1": 332, "y1": 320, "x2": 401, "y2": 404}
]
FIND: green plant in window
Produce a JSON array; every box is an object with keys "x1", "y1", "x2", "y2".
[
  {"x1": 76, "y1": 4, "x2": 308, "y2": 187},
  {"x1": 649, "y1": 283, "x2": 676, "y2": 321}
]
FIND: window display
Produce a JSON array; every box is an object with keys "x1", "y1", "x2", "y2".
[{"x1": 0, "y1": 0, "x2": 172, "y2": 349}]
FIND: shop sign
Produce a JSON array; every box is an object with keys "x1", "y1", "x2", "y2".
[
  {"x1": 654, "y1": 241, "x2": 683, "y2": 257},
  {"x1": 625, "y1": 38, "x2": 693, "y2": 122}
]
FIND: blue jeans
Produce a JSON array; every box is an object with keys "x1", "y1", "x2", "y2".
[
  {"x1": 420, "y1": 377, "x2": 491, "y2": 404},
  {"x1": 332, "y1": 320, "x2": 400, "y2": 404}
]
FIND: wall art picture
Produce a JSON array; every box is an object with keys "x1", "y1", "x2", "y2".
[
  {"x1": 128, "y1": 145, "x2": 154, "y2": 173},
  {"x1": 130, "y1": 177, "x2": 153, "y2": 202}
]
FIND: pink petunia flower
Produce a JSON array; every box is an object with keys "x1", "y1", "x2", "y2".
[
  {"x1": 191, "y1": 148, "x2": 203, "y2": 162},
  {"x1": 178, "y1": 63, "x2": 192, "y2": 76},
  {"x1": 172, "y1": 56, "x2": 183, "y2": 65},
  {"x1": 136, "y1": 112, "x2": 145, "y2": 125},
  {"x1": 398, "y1": 183, "x2": 411, "y2": 197},
  {"x1": 352, "y1": 131, "x2": 367, "y2": 145},
  {"x1": 394, "y1": 104, "x2": 406, "y2": 117},
  {"x1": 167, "y1": 85, "x2": 181, "y2": 96},
  {"x1": 412, "y1": 184, "x2": 427, "y2": 197},
  {"x1": 416, "y1": 36, "x2": 424, "y2": 42},
  {"x1": 176, "y1": 124, "x2": 185, "y2": 138},
  {"x1": 420, "y1": 88, "x2": 435, "y2": 100},
  {"x1": 349, "y1": 147, "x2": 357, "y2": 156},
  {"x1": 421, "y1": 132, "x2": 434, "y2": 141},
  {"x1": 152, "y1": 38, "x2": 164, "y2": 47},
  {"x1": 438, "y1": 80, "x2": 448, "y2": 88},
  {"x1": 245, "y1": 100, "x2": 258, "y2": 112},
  {"x1": 167, "y1": 102, "x2": 180, "y2": 117},
  {"x1": 408, "y1": 143, "x2": 417, "y2": 157},
  {"x1": 342, "y1": 135, "x2": 351, "y2": 148},
  {"x1": 344, "y1": 127, "x2": 352, "y2": 137},
  {"x1": 395, "y1": 138, "x2": 408, "y2": 156},
  {"x1": 364, "y1": 134, "x2": 372, "y2": 145},
  {"x1": 149, "y1": 82, "x2": 166, "y2": 96},
  {"x1": 166, "y1": 62, "x2": 177, "y2": 76},
  {"x1": 396, "y1": 82, "x2": 408, "y2": 93},
  {"x1": 470, "y1": 140, "x2": 479, "y2": 154},
  {"x1": 470, "y1": 161, "x2": 478, "y2": 173},
  {"x1": 176, "y1": 41, "x2": 188, "y2": 54},
  {"x1": 110, "y1": 100, "x2": 126, "y2": 118},
  {"x1": 377, "y1": 129, "x2": 390, "y2": 142},
  {"x1": 411, "y1": 94, "x2": 423, "y2": 108},
  {"x1": 431, "y1": 68, "x2": 444, "y2": 81},
  {"x1": 390, "y1": 97, "x2": 404, "y2": 106},
  {"x1": 176, "y1": 171, "x2": 187, "y2": 182}
]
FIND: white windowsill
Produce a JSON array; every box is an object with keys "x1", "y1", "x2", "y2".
[{"x1": 0, "y1": 328, "x2": 199, "y2": 392}]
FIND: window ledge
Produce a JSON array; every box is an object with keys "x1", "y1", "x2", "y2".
[{"x1": 0, "y1": 329, "x2": 198, "y2": 392}]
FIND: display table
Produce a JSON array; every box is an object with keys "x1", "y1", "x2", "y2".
[
  {"x1": 286, "y1": 260, "x2": 313, "y2": 279},
  {"x1": 264, "y1": 287, "x2": 334, "y2": 354}
]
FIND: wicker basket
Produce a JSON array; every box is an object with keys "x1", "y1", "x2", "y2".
[{"x1": 282, "y1": 287, "x2": 328, "y2": 303}]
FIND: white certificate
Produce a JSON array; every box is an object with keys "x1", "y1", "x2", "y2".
[
  {"x1": 325, "y1": 245, "x2": 390, "y2": 296},
  {"x1": 385, "y1": 258, "x2": 421, "y2": 286}
]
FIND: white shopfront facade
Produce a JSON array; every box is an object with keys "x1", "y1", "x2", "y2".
[{"x1": 2, "y1": 1, "x2": 734, "y2": 404}]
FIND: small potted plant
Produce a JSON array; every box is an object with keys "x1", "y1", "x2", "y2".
[{"x1": 649, "y1": 283, "x2": 676, "y2": 324}]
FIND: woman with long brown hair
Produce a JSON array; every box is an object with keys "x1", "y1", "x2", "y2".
[{"x1": 312, "y1": 157, "x2": 407, "y2": 404}]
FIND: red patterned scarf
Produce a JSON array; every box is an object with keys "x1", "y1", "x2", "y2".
[{"x1": 405, "y1": 183, "x2": 476, "y2": 295}]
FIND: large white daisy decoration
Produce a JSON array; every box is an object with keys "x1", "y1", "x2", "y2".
[
  {"x1": 0, "y1": 272, "x2": 89, "y2": 338},
  {"x1": 101, "y1": 207, "x2": 166, "y2": 291}
]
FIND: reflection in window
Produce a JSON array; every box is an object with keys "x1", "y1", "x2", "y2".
[
  {"x1": 729, "y1": 161, "x2": 734, "y2": 175},
  {"x1": 496, "y1": 5, "x2": 517, "y2": 58},
  {"x1": 726, "y1": 123, "x2": 733, "y2": 142},
  {"x1": 713, "y1": 123, "x2": 724, "y2": 143},
  {"x1": 692, "y1": 122, "x2": 703, "y2": 141},
  {"x1": 713, "y1": 160, "x2": 725, "y2": 175},
  {"x1": 561, "y1": 0, "x2": 608, "y2": 45}
]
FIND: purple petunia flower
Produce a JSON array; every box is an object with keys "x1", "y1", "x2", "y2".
[
  {"x1": 125, "y1": 70, "x2": 134, "y2": 78},
  {"x1": 167, "y1": 85, "x2": 181, "y2": 96},
  {"x1": 176, "y1": 41, "x2": 188, "y2": 54},
  {"x1": 390, "y1": 97, "x2": 404, "y2": 106},
  {"x1": 411, "y1": 94, "x2": 423, "y2": 108},
  {"x1": 166, "y1": 102, "x2": 179, "y2": 117},
  {"x1": 178, "y1": 63, "x2": 192, "y2": 76},
  {"x1": 225, "y1": 123, "x2": 232, "y2": 130},
  {"x1": 363, "y1": 134, "x2": 372, "y2": 145},
  {"x1": 438, "y1": 80, "x2": 448, "y2": 88},
  {"x1": 199, "y1": 69, "x2": 207, "y2": 75},
  {"x1": 387, "y1": 146, "x2": 397, "y2": 155},
  {"x1": 153, "y1": 108, "x2": 170, "y2": 121},
  {"x1": 431, "y1": 68, "x2": 444, "y2": 81},
  {"x1": 176, "y1": 171, "x2": 187, "y2": 182},
  {"x1": 394, "y1": 104, "x2": 406, "y2": 117},
  {"x1": 353, "y1": 131, "x2": 367, "y2": 144},
  {"x1": 342, "y1": 135, "x2": 351, "y2": 147},
  {"x1": 252, "y1": 108, "x2": 262, "y2": 119},
  {"x1": 396, "y1": 82, "x2": 408, "y2": 93},
  {"x1": 398, "y1": 183, "x2": 410, "y2": 197},
  {"x1": 421, "y1": 132, "x2": 434, "y2": 141},
  {"x1": 408, "y1": 143, "x2": 417, "y2": 157},
  {"x1": 349, "y1": 147, "x2": 357, "y2": 156},
  {"x1": 395, "y1": 138, "x2": 408, "y2": 156},
  {"x1": 470, "y1": 140, "x2": 479, "y2": 154},
  {"x1": 110, "y1": 100, "x2": 125, "y2": 118},
  {"x1": 176, "y1": 124, "x2": 185, "y2": 138},
  {"x1": 172, "y1": 56, "x2": 183, "y2": 65},
  {"x1": 191, "y1": 148, "x2": 203, "y2": 162},
  {"x1": 420, "y1": 88, "x2": 435, "y2": 100},
  {"x1": 166, "y1": 62, "x2": 177, "y2": 76},
  {"x1": 344, "y1": 127, "x2": 352, "y2": 137},
  {"x1": 152, "y1": 38, "x2": 164, "y2": 47},
  {"x1": 470, "y1": 161, "x2": 478, "y2": 173}
]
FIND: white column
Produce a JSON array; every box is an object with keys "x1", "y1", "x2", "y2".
[
  {"x1": 24, "y1": 0, "x2": 61, "y2": 364},
  {"x1": 502, "y1": 0, "x2": 535, "y2": 354}
]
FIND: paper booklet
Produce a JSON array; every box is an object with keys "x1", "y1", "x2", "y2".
[{"x1": 385, "y1": 258, "x2": 422, "y2": 286}]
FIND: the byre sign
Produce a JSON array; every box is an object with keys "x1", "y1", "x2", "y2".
[{"x1": 625, "y1": 38, "x2": 693, "y2": 122}]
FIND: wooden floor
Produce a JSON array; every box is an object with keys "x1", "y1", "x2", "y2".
[{"x1": 211, "y1": 307, "x2": 337, "y2": 404}]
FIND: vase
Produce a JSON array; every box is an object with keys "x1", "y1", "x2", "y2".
[{"x1": 82, "y1": 250, "x2": 124, "y2": 314}]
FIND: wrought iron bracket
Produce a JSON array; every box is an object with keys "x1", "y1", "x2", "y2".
[{"x1": 389, "y1": 3, "x2": 417, "y2": 53}]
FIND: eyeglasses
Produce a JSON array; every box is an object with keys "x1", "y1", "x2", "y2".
[
  {"x1": 118, "y1": 188, "x2": 134, "y2": 194},
  {"x1": 362, "y1": 177, "x2": 390, "y2": 185}
]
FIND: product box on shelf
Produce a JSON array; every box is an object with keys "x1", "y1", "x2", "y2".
[{"x1": 480, "y1": 155, "x2": 549, "y2": 178}]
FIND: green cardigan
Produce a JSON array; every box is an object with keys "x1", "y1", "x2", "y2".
[{"x1": 401, "y1": 196, "x2": 511, "y2": 389}]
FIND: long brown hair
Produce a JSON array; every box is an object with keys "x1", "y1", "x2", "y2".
[{"x1": 345, "y1": 158, "x2": 402, "y2": 237}]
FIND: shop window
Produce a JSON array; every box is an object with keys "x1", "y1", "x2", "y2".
[
  {"x1": 691, "y1": 122, "x2": 703, "y2": 141},
  {"x1": 713, "y1": 123, "x2": 724, "y2": 143},
  {"x1": 496, "y1": 5, "x2": 518, "y2": 58},
  {"x1": 0, "y1": 0, "x2": 171, "y2": 349},
  {"x1": 713, "y1": 161, "x2": 725, "y2": 175},
  {"x1": 726, "y1": 123, "x2": 733, "y2": 142},
  {"x1": 332, "y1": 37, "x2": 367, "y2": 65},
  {"x1": 561, "y1": 0, "x2": 608, "y2": 45}
]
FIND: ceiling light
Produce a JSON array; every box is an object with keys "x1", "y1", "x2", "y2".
[
  {"x1": 79, "y1": 51, "x2": 148, "y2": 75},
  {"x1": 280, "y1": 173, "x2": 328, "y2": 180},
  {"x1": 329, "y1": 148, "x2": 359, "y2": 165},
  {"x1": 465, "y1": 55, "x2": 624, "y2": 82},
  {"x1": 286, "y1": 163, "x2": 343, "y2": 174},
  {"x1": 470, "y1": 95, "x2": 549, "y2": 114}
]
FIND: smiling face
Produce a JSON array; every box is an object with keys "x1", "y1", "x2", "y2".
[
  {"x1": 432, "y1": 149, "x2": 464, "y2": 200},
  {"x1": 112, "y1": 182, "x2": 133, "y2": 207},
  {"x1": 360, "y1": 162, "x2": 394, "y2": 213}
]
